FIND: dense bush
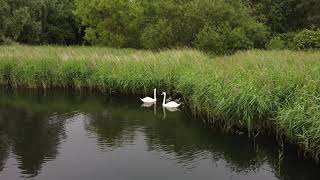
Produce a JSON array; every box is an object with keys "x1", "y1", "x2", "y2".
[
  {"x1": 2, "y1": 0, "x2": 319, "y2": 52},
  {"x1": 75, "y1": 0, "x2": 269, "y2": 54},
  {"x1": 194, "y1": 25, "x2": 254, "y2": 54},
  {"x1": 141, "y1": 20, "x2": 175, "y2": 49},
  {"x1": 279, "y1": 32, "x2": 296, "y2": 49},
  {"x1": 291, "y1": 29, "x2": 320, "y2": 50},
  {"x1": 0, "y1": 0, "x2": 83, "y2": 45},
  {"x1": 74, "y1": 0, "x2": 144, "y2": 48},
  {"x1": 266, "y1": 36, "x2": 285, "y2": 50},
  {"x1": 194, "y1": 26, "x2": 227, "y2": 54},
  {"x1": 245, "y1": 0, "x2": 320, "y2": 33}
]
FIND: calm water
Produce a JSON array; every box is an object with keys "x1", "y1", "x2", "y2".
[{"x1": 0, "y1": 91, "x2": 319, "y2": 180}]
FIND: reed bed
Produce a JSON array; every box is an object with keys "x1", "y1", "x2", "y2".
[{"x1": 1, "y1": 45, "x2": 320, "y2": 160}]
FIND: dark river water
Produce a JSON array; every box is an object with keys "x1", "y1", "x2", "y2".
[{"x1": 0, "y1": 90, "x2": 319, "y2": 180}]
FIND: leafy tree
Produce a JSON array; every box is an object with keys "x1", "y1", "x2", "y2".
[
  {"x1": 0, "y1": 0, "x2": 83, "y2": 45},
  {"x1": 141, "y1": 20, "x2": 175, "y2": 49},
  {"x1": 38, "y1": 0, "x2": 84, "y2": 44},
  {"x1": 245, "y1": 0, "x2": 320, "y2": 33},
  {"x1": 293, "y1": 0, "x2": 320, "y2": 29},
  {"x1": 75, "y1": 0, "x2": 144, "y2": 47}
]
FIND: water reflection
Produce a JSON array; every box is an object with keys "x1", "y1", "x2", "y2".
[
  {"x1": 162, "y1": 106, "x2": 180, "y2": 119},
  {"x1": 141, "y1": 102, "x2": 155, "y2": 108},
  {"x1": 0, "y1": 133, "x2": 9, "y2": 171},
  {"x1": 141, "y1": 102, "x2": 157, "y2": 115},
  {"x1": 0, "y1": 90, "x2": 319, "y2": 180},
  {"x1": 0, "y1": 106, "x2": 67, "y2": 177}
]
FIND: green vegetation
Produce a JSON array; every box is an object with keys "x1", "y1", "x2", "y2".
[
  {"x1": 0, "y1": 0, "x2": 83, "y2": 45},
  {"x1": 1, "y1": 0, "x2": 319, "y2": 54},
  {"x1": 74, "y1": 0, "x2": 268, "y2": 54},
  {"x1": 1, "y1": 45, "x2": 320, "y2": 160},
  {"x1": 292, "y1": 29, "x2": 320, "y2": 50},
  {"x1": 245, "y1": 0, "x2": 320, "y2": 33}
]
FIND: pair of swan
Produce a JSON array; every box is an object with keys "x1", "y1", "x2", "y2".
[{"x1": 140, "y1": 88, "x2": 181, "y2": 108}]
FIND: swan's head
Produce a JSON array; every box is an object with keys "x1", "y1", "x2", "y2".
[
  {"x1": 154, "y1": 88, "x2": 156, "y2": 92},
  {"x1": 161, "y1": 92, "x2": 166, "y2": 95}
]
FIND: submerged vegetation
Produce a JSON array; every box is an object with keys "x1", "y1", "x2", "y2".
[{"x1": 1, "y1": 45, "x2": 320, "y2": 160}]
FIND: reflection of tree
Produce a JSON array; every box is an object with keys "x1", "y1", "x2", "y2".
[
  {"x1": 0, "y1": 107, "x2": 66, "y2": 177},
  {"x1": 85, "y1": 100, "x2": 269, "y2": 171},
  {"x1": 145, "y1": 114, "x2": 320, "y2": 179},
  {"x1": 144, "y1": 112, "x2": 267, "y2": 171},
  {"x1": 81, "y1": 96, "x2": 320, "y2": 179},
  {"x1": 84, "y1": 101, "x2": 151, "y2": 150}
]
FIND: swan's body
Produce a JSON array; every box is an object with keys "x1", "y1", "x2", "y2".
[
  {"x1": 161, "y1": 92, "x2": 181, "y2": 108},
  {"x1": 140, "y1": 89, "x2": 157, "y2": 103}
]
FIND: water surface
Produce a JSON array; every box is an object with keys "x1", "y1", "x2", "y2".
[{"x1": 0, "y1": 91, "x2": 319, "y2": 180}]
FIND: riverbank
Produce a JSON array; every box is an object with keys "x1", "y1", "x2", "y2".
[{"x1": 1, "y1": 45, "x2": 320, "y2": 160}]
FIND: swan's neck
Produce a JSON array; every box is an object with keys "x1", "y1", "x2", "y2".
[
  {"x1": 162, "y1": 93, "x2": 166, "y2": 105},
  {"x1": 154, "y1": 90, "x2": 156, "y2": 100}
]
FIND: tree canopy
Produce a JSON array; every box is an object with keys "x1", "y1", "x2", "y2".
[
  {"x1": 0, "y1": 0, "x2": 83, "y2": 45},
  {"x1": 1, "y1": 0, "x2": 319, "y2": 53}
]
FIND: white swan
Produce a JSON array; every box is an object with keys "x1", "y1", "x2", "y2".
[
  {"x1": 161, "y1": 92, "x2": 181, "y2": 108},
  {"x1": 140, "y1": 88, "x2": 157, "y2": 103}
]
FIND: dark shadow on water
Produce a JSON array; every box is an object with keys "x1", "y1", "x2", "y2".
[{"x1": 0, "y1": 89, "x2": 319, "y2": 180}]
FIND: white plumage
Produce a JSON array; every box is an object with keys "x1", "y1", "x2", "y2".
[
  {"x1": 140, "y1": 88, "x2": 157, "y2": 103},
  {"x1": 161, "y1": 92, "x2": 181, "y2": 108}
]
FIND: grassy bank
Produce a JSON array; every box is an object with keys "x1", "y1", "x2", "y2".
[{"x1": 1, "y1": 45, "x2": 320, "y2": 160}]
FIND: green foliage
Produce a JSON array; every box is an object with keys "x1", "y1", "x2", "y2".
[
  {"x1": 74, "y1": 0, "x2": 143, "y2": 47},
  {"x1": 246, "y1": 0, "x2": 320, "y2": 33},
  {"x1": 0, "y1": 0, "x2": 83, "y2": 45},
  {"x1": 141, "y1": 20, "x2": 175, "y2": 49},
  {"x1": 75, "y1": 0, "x2": 268, "y2": 54},
  {"x1": 266, "y1": 36, "x2": 285, "y2": 50},
  {"x1": 292, "y1": 29, "x2": 320, "y2": 50},
  {"x1": 39, "y1": 0, "x2": 83, "y2": 44},
  {"x1": 279, "y1": 32, "x2": 296, "y2": 49},
  {"x1": 195, "y1": 26, "x2": 227, "y2": 54},
  {"x1": 195, "y1": 25, "x2": 255, "y2": 54},
  {"x1": 190, "y1": 0, "x2": 267, "y2": 54},
  {"x1": 228, "y1": 28, "x2": 254, "y2": 52},
  {"x1": 1, "y1": 0, "x2": 319, "y2": 48}
]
